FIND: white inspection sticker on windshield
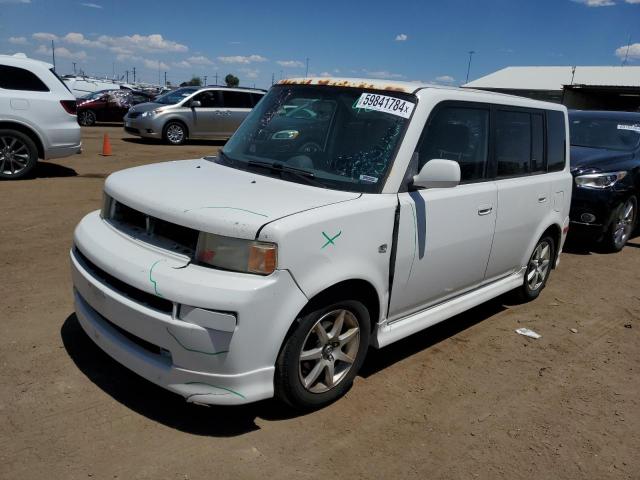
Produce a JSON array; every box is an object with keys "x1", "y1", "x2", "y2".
[
  {"x1": 355, "y1": 93, "x2": 415, "y2": 118},
  {"x1": 618, "y1": 124, "x2": 640, "y2": 133}
]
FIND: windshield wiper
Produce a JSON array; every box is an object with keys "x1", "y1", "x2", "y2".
[{"x1": 246, "y1": 160, "x2": 326, "y2": 188}]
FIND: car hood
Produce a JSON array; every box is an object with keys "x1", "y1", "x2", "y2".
[
  {"x1": 127, "y1": 102, "x2": 164, "y2": 113},
  {"x1": 570, "y1": 145, "x2": 635, "y2": 173},
  {"x1": 104, "y1": 158, "x2": 361, "y2": 240}
]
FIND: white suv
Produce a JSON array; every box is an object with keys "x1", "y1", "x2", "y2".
[
  {"x1": 70, "y1": 78, "x2": 572, "y2": 409},
  {"x1": 0, "y1": 54, "x2": 81, "y2": 179}
]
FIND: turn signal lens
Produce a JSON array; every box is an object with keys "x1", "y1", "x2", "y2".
[{"x1": 248, "y1": 244, "x2": 277, "y2": 275}]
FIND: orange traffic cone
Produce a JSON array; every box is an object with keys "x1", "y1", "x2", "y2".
[{"x1": 100, "y1": 133, "x2": 112, "y2": 156}]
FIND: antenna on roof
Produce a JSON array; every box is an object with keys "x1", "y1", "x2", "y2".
[
  {"x1": 465, "y1": 51, "x2": 475, "y2": 84},
  {"x1": 622, "y1": 34, "x2": 632, "y2": 67}
]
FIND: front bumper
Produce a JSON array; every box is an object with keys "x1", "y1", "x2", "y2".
[
  {"x1": 569, "y1": 185, "x2": 632, "y2": 240},
  {"x1": 70, "y1": 211, "x2": 308, "y2": 405},
  {"x1": 123, "y1": 115, "x2": 163, "y2": 139}
]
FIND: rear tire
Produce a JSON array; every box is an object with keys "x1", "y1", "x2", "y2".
[
  {"x1": 275, "y1": 299, "x2": 370, "y2": 410},
  {"x1": 78, "y1": 110, "x2": 96, "y2": 126},
  {"x1": 601, "y1": 196, "x2": 636, "y2": 253},
  {"x1": 515, "y1": 235, "x2": 555, "y2": 302},
  {"x1": 0, "y1": 129, "x2": 38, "y2": 180},
  {"x1": 163, "y1": 121, "x2": 187, "y2": 145}
]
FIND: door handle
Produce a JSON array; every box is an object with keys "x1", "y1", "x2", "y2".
[
  {"x1": 538, "y1": 196, "x2": 547, "y2": 203},
  {"x1": 477, "y1": 206, "x2": 493, "y2": 216}
]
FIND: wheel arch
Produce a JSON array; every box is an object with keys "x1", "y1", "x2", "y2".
[{"x1": 0, "y1": 121, "x2": 45, "y2": 159}]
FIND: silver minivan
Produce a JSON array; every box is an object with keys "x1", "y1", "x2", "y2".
[{"x1": 123, "y1": 86, "x2": 265, "y2": 145}]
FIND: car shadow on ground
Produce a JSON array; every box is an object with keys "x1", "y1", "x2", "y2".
[
  {"x1": 563, "y1": 231, "x2": 640, "y2": 255},
  {"x1": 61, "y1": 299, "x2": 507, "y2": 436},
  {"x1": 121, "y1": 137, "x2": 227, "y2": 147},
  {"x1": 33, "y1": 161, "x2": 78, "y2": 179}
]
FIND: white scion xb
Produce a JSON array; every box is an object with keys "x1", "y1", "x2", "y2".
[{"x1": 70, "y1": 78, "x2": 572, "y2": 409}]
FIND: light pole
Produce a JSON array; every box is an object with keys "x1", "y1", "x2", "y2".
[{"x1": 465, "y1": 50, "x2": 475, "y2": 84}]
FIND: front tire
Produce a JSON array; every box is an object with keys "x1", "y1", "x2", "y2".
[
  {"x1": 163, "y1": 121, "x2": 187, "y2": 145},
  {"x1": 275, "y1": 299, "x2": 370, "y2": 409},
  {"x1": 516, "y1": 235, "x2": 555, "y2": 302},
  {"x1": 601, "y1": 196, "x2": 637, "y2": 253},
  {"x1": 0, "y1": 129, "x2": 38, "y2": 180},
  {"x1": 78, "y1": 110, "x2": 96, "y2": 126}
]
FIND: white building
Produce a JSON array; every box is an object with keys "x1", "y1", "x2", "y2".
[{"x1": 464, "y1": 66, "x2": 640, "y2": 111}]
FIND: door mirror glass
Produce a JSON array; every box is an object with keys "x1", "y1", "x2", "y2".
[
  {"x1": 190, "y1": 100, "x2": 201, "y2": 108},
  {"x1": 412, "y1": 159, "x2": 460, "y2": 189}
]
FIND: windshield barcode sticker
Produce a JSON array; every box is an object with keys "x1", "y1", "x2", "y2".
[
  {"x1": 618, "y1": 124, "x2": 640, "y2": 133},
  {"x1": 355, "y1": 93, "x2": 415, "y2": 118}
]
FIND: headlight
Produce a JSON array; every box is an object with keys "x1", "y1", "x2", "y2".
[
  {"x1": 575, "y1": 171, "x2": 627, "y2": 189},
  {"x1": 141, "y1": 109, "x2": 163, "y2": 118},
  {"x1": 195, "y1": 232, "x2": 277, "y2": 275}
]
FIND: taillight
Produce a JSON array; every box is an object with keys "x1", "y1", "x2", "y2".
[{"x1": 60, "y1": 100, "x2": 77, "y2": 115}]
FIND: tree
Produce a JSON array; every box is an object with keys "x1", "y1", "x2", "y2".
[
  {"x1": 225, "y1": 74, "x2": 239, "y2": 87},
  {"x1": 179, "y1": 76, "x2": 202, "y2": 87}
]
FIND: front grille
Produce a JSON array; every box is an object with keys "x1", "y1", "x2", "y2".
[
  {"x1": 108, "y1": 200, "x2": 199, "y2": 256},
  {"x1": 127, "y1": 111, "x2": 142, "y2": 119},
  {"x1": 101, "y1": 311, "x2": 165, "y2": 357},
  {"x1": 75, "y1": 247, "x2": 174, "y2": 314},
  {"x1": 124, "y1": 126, "x2": 140, "y2": 134}
]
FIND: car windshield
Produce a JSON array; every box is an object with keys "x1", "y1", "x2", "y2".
[
  {"x1": 220, "y1": 84, "x2": 415, "y2": 193},
  {"x1": 570, "y1": 116, "x2": 640, "y2": 151},
  {"x1": 154, "y1": 87, "x2": 198, "y2": 105}
]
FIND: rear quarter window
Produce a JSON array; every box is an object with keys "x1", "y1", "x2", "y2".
[
  {"x1": 0, "y1": 65, "x2": 49, "y2": 92},
  {"x1": 547, "y1": 111, "x2": 566, "y2": 172}
]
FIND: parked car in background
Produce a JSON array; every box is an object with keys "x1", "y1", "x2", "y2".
[
  {"x1": 77, "y1": 89, "x2": 156, "y2": 126},
  {"x1": 569, "y1": 110, "x2": 640, "y2": 251},
  {"x1": 123, "y1": 86, "x2": 266, "y2": 144},
  {"x1": 62, "y1": 75, "x2": 133, "y2": 98},
  {"x1": 71, "y1": 78, "x2": 571, "y2": 409},
  {"x1": 0, "y1": 54, "x2": 81, "y2": 180}
]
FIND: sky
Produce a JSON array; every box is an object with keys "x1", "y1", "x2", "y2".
[{"x1": 0, "y1": 0, "x2": 639, "y2": 89}]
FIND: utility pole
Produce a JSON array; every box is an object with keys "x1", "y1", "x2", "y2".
[
  {"x1": 622, "y1": 34, "x2": 632, "y2": 66},
  {"x1": 51, "y1": 40, "x2": 56, "y2": 72},
  {"x1": 132, "y1": 67, "x2": 136, "y2": 84},
  {"x1": 125, "y1": 70, "x2": 129, "y2": 83},
  {"x1": 214, "y1": 72, "x2": 218, "y2": 85},
  {"x1": 204, "y1": 75, "x2": 207, "y2": 86},
  {"x1": 465, "y1": 50, "x2": 475, "y2": 84},
  {"x1": 271, "y1": 72, "x2": 275, "y2": 85},
  {"x1": 305, "y1": 57, "x2": 309, "y2": 78},
  {"x1": 72, "y1": 62, "x2": 76, "y2": 75},
  {"x1": 164, "y1": 71, "x2": 167, "y2": 86}
]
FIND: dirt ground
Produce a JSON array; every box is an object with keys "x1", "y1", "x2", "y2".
[{"x1": 1, "y1": 125, "x2": 639, "y2": 480}]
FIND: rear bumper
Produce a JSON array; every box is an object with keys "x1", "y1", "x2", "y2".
[
  {"x1": 46, "y1": 142, "x2": 82, "y2": 160},
  {"x1": 70, "y1": 211, "x2": 309, "y2": 405}
]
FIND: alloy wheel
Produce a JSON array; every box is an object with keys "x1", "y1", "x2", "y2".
[
  {"x1": 298, "y1": 309, "x2": 361, "y2": 394},
  {"x1": 166, "y1": 124, "x2": 184, "y2": 144},
  {"x1": 526, "y1": 240, "x2": 551, "y2": 291},
  {"x1": 78, "y1": 110, "x2": 95, "y2": 126},
  {"x1": 613, "y1": 199, "x2": 635, "y2": 249},
  {"x1": 0, "y1": 136, "x2": 31, "y2": 176}
]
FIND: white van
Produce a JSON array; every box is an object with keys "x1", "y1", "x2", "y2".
[{"x1": 70, "y1": 78, "x2": 572, "y2": 409}]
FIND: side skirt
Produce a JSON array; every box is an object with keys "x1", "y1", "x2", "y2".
[{"x1": 373, "y1": 270, "x2": 524, "y2": 348}]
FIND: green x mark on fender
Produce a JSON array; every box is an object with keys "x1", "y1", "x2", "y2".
[{"x1": 321, "y1": 231, "x2": 342, "y2": 249}]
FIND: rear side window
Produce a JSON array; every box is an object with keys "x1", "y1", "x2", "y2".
[
  {"x1": 0, "y1": 65, "x2": 49, "y2": 92},
  {"x1": 547, "y1": 111, "x2": 566, "y2": 172},
  {"x1": 418, "y1": 106, "x2": 489, "y2": 182},
  {"x1": 495, "y1": 110, "x2": 532, "y2": 177},
  {"x1": 222, "y1": 91, "x2": 253, "y2": 108}
]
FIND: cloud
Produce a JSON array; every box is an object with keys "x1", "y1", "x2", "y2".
[
  {"x1": 0, "y1": 0, "x2": 31, "y2": 3},
  {"x1": 624, "y1": 0, "x2": 640, "y2": 3},
  {"x1": 143, "y1": 58, "x2": 169, "y2": 70},
  {"x1": 395, "y1": 33, "x2": 408, "y2": 41},
  {"x1": 186, "y1": 55, "x2": 214, "y2": 66},
  {"x1": 36, "y1": 44, "x2": 88, "y2": 60},
  {"x1": 80, "y1": 2, "x2": 102, "y2": 7},
  {"x1": 571, "y1": 0, "x2": 615, "y2": 5},
  {"x1": 8, "y1": 36, "x2": 28, "y2": 45},
  {"x1": 615, "y1": 42, "x2": 640, "y2": 60},
  {"x1": 33, "y1": 32, "x2": 58, "y2": 42},
  {"x1": 62, "y1": 32, "x2": 104, "y2": 48},
  {"x1": 277, "y1": 60, "x2": 304, "y2": 68},
  {"x1": 319, "y1": 71, "x2": 332, "y2": 77},
  {"x1": 97, "y1": 33, "x2": 188, "y2": 53},
  {"x1": 434, "y1": 75, "x2": 455, "y2": 83},
  {"x1": 172, "y1": 60, "x2": 192, "y2": 69},
  {"x1": 217, "y1": 54, "x2": 267, "y2": 64},
  {"x1": 362, "y1": 69, "x2": 405, "y2": 79},
  {"x1": 239, "y1": 67, "x2": 260, "y2": 79}
]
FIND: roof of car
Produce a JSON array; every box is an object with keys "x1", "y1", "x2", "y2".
[
  {"x1": 0, "y1": 53, "x2": 53, "y2": 70},
  {"x1": 569, "y1": 110, "x2": 640, "y2": 121},
  {"x1": 277, "y1": 77, "x2": 451, "y2": 94},
  {"x1": 201, "y1": 86, "x2": 267, "y2": 93}
]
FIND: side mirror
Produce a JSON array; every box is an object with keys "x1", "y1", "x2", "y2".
[
  {"x1": 190, "y1": 100, "x2": 201, "y2": 108},
  {"x1": 412, "y1": 159, "x2": 460, "y2": 189}
]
